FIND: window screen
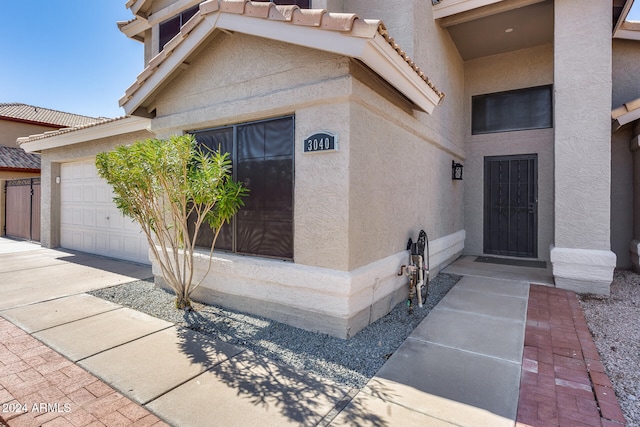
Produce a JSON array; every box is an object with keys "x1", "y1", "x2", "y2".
[
  {"x1": 191, "y1": 116, "x2": 294, "y2": 260},
  {"x1": 472, "y1": 85, "x2": 552, "y2": 135}
]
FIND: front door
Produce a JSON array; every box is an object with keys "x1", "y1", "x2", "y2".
[{"x1": 484, "y1": 155, "x2": 537, "y2": 258}]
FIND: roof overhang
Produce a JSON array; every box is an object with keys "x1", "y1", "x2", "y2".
[
  {"x1": 126, "y1": 0, "x2": 153, "y2": 18},
  {"x1": 19, "y1": 117, "x2": 151, "y2": 154},
  {"x1": 612, "y1": 97, "x2": 640, "y2": 131},
  {"x1": 432, "y1": 0, "x2": 504, "y2": 20},
  {"x1": 613, "y1": 0, "x2": 640, "y2": 40},
  {"x1": 117, "y1": 17, "x2": 150, "y2": 42},
  {"x1": 120, "y1": 1, "x2": 444, "y2": 116}
]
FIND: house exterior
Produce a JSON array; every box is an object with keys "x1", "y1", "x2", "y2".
[
  {"x1": 0, "y1": 103, "x2": 100, "y2": 238},
  {"x1": 19, "y1": 0, "x2": 640, "y2": 338}
]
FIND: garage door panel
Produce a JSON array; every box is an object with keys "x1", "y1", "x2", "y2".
[
  {"x1": 83, "y1": 209, "x2": 96, "y2": 227},
  {"x1": 96, "y1": 209, "x2": 110, "y2": 228},
  {"x1": 60, "y1": 161, "x2": 150, "y2": 265},
  {"x1": 82, "y1": 185, "x2": 95, "y2": 203},
  {"x1": 72, "y1": 210, "x2": 84, "y2": 226}
]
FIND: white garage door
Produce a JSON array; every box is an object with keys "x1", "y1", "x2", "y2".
[{"x1": 60, "y1": 160, "x2": 150, "y2": 264}]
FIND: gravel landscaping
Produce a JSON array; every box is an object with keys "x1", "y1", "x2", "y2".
[
  {"x1": 89, "y1": 273, "x2": 461, "y2": 390},
  {"x1": 579, "y1": 269, "x2": 640, "y2": 427},
  {"x1": 89, "y1": 269, "x2": 639, "y2": 426}
]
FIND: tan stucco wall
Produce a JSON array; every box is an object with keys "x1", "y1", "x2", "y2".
[
  {"x1": 463, "y1": 44, "x2": 554, "y2": 260},
  {"x1": 610, "y1": 39, "x2": 640, "y2": 268},
  {"x1": 145, "y1": 12, "x2": 465, "y2": 336},
  {"x1": 0, "y1": 121, "x2": 58, "y2": 148},
  {"x1": 554, "y1": 0, "x2": 612, "y2": 251},
  {"x1": 551, "y1": 0, "x2": 615, "y2": 295},
  {"x1": 611, "y1": 127, "x2": 633, "y2": 268},
  {"x1": 38, "y1": 131, "x2": 153, "y2": 248}
]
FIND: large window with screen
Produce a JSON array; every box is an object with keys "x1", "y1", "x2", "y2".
[
  {"x1": 190, "y1": 116, "x2": 294, "y2": 260},
  {"x1": 472, "y1": 85, "x2": 553, "y2": 135}
]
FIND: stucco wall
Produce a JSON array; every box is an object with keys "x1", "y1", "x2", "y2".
[
  {"x1": 612, "y1": 39, "x2": 640, "y2": 108},
  {"x1": 0, "y1": 121, "x2": 58, "y2": 148},
  {"x1": 554, "y1": 0, "x2": 612, "y2": 251},
  {"x1": 463, "y1": 44, "x2": 554, "y2": 259},
  {"x1": 611, "y1": 127, "x2": 633, "y2": 268},
  {"x1": 39, "y1": 131, "x2": 153, "y2": 248},
  {"x1": 143, "y1": 14, "x2": 465, "y2": 336},
  {"x1": 610, "y1": 39, "x2": 640, "y2": 268}
]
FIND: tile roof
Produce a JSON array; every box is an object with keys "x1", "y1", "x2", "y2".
[
  {"x1": 0, "y1": 146, "x2": 40, "y2": 171},
  {"x1": 16, "y1": 116, "x2": 126, "y2": 144},
  {"x1": 120, "y1": 0, "x2": 444, "y2": 113},
  {"x1": 0, "y1": 103, "x2": 103, "y2": 128},
  {"x1": 612, "y1": 96, "x2": 640, "y2": 131}
]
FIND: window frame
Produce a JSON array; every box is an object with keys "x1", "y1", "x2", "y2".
[
  {"x1": 189, "y1": 116, "x2": 295, "y2": 260},
  {"x1": 471, "y1": 85, "x2": 553, "y2": 135},
  {"x1": 158, "y1": 5, "x2": 199, "y2": 52}
]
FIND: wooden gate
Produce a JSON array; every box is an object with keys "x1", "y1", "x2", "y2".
[{"x1": 4, "y1": 178, "x2": 40, "y2": 241}]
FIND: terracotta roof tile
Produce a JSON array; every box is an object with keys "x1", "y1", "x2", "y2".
[
  {"x1": 121, "y1": 0, "x2": 444, "y2": 108},
  {"x1": 17, "y1": 117, "x2": 125, "y2": 144},
  {"x1": 0, "y1": 103, "x2": 102, "y2": 127},
  {"x1": 0, "y1": 146, "x2": 40, "y2": 170}
]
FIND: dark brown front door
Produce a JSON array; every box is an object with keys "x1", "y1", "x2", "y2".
[{"x1": 484, "y1": 155, "x2": 537, "y2": 258}]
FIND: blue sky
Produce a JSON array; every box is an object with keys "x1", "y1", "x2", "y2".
[
  {"x1": 0, "y1": 1, "x2": 143, "y2": 119},
  {"x1": 2, "y1": 1, "x2": 639, "y2": 120},
  {"x1": 629, "y1": 1, "x2": 640, "y2": 21}
]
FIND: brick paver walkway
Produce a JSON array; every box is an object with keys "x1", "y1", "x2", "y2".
[
  {"x1": 0, "y1": 318, "x2": 168, "y2": 427},
  {"x1": 517, "y1": 285, "x2": 627, "y2": 427}
]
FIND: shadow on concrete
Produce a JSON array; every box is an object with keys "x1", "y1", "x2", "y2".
[
  {"x1": 56, "y1": 249, "x2": 152, "y2": 279},
  {"x1": 174, "y1": 312, "x2": 395, "y2": 426}
]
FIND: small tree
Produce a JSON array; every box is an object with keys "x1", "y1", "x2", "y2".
[{"x1": 96, "y1": 134, "x2": 248, "y2": 309}]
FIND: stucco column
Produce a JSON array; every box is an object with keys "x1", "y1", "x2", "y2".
[
  {"x1": 630, "y1": 122, "x2": 640, "y2": 272},
  {"x1": 551, "y1": 0, "x2": 616, "y2": 295},
  {"x1": 39, "y1": 159, "x2": 61, "y2": 248}
]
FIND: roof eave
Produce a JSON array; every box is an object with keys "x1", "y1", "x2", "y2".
[
  {"x1": 118, "y1": 17, "x2": 150, "y2": 42},
  {"x1": 19, "y1": 117, "x2": 151, "y2": 154},
  {"x1": 121, "y1": 10, "x2": 443, "y2": 116}
]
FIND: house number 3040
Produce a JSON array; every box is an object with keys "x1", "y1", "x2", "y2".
[{"x1": 303, "y1": 132, "x2": 337, "y2": 153}]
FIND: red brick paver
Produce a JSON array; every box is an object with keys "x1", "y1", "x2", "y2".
[
  {"x1": 517, "y1": 285, "x2": 627, "y2": 427},
  {"x1": 0, "y1": 318, "x2": 168, "y2": 427}
]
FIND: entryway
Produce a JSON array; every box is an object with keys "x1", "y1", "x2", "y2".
[{"x1": 484, "y1": 154, "x2": 537, "y2": 258}]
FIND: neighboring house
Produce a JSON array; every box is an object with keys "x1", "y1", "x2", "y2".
[
  {"x1": 0, "y1": 103, "x2": 100, "y2": 238},
  {"x1": 18, "y1": 0, "x2": 640, "y2": 338}
]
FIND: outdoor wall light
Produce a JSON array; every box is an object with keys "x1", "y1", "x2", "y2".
[{"x1": 452, "y1": 161, "x2": 463, "y2": 180}]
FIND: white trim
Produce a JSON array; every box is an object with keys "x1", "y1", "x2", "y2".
[
  {"x1": 432, "y1": 0, "x2": 503, "y2": 20},
  {"x1": 20, "y1": 117, "x2": 151, "y2": 153},
  {"x1": 613, "y1": 0, "x2": 636, "y2": 39},
  {"x1": 613, "y1": 107, "x2": 640, "y2": 130},
  {"x1": 429, "y1": 229, "x2": 466, "y2": 269},
  {"x1": 121, "y1": 9, "x2": 442, "y2": 115},
  {"x1": 147, "y1": 0, "x2": 204, "y2": 26},
  {"x1": 118, "y1": 17, "x2": 150, "y2": 41},
  {"x1": 613, "y1": 28, "x2": 640, "y2": 41},
  {"x1": 550, "y1": 246, "x2": 616, "y2": 295}
]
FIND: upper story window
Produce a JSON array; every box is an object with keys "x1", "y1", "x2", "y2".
[
  {"x1": 159, "y1": 5, "x2": 199, "y2": 51},
  {"x1": 254, "y1": 0, "x2": 310, "y2": 8},
  {"x1": 472, "y1": 85, "x2": 553, "y2": 135}
]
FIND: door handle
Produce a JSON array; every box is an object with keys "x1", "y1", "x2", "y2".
[{"x1": 528, "y1": 203, "x2": 535, "y2": 214}]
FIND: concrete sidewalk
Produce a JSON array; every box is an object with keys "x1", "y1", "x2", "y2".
[{"x1": 0, "y1": 239, "x2": 626, "y2": 426}]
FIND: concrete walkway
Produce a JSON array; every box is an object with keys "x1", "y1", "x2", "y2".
[{"x1": 0, "y1": 240, "x2": 625, "y2": 426}]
